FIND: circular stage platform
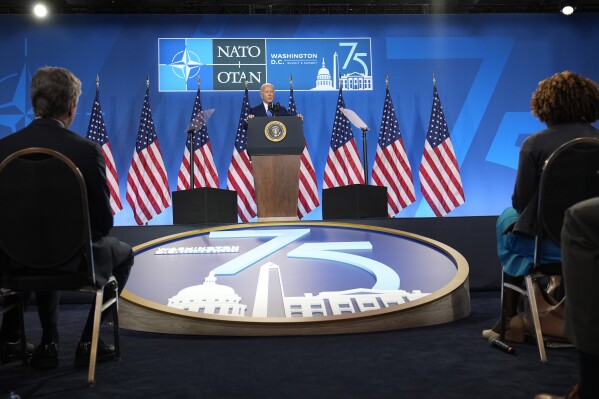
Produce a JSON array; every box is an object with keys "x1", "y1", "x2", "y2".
[{"x1": 119, "y1": 222, "x2": 470, "y2": 336}]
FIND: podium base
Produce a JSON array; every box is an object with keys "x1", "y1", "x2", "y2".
[
  {"x1": 322, "y1": 184, "x2": 388, "y2": 220},
  {"x1": 172, "y1": 188, "x2": 238, "y2": 224}
]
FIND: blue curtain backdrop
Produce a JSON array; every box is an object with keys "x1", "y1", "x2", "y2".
[{"x1": 1, "y1": 13, "x2": 598, "y2": 226}]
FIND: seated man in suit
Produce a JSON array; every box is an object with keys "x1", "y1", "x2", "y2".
[
  {"x1": 247, "y1": 83, "x2": 303, "y2": 121},
  {"x1": 0, "y1": 66, "x2": 134, "y2": 368}
]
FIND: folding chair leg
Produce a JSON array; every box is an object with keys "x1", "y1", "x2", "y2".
[
  {"x1": 88, "y1": 289, "x2": 104, "y2": 386},
  {"x1": 525, "y1": 276, "x2": 547, "y2": 364},
  {"x1": 16, "y1": 295, "x2": 28, "y2": 365},
  {"x1": 499, "y1": 272, "x2": 507, "y2": 340},
  {"x1": 110, "y1": 280, "x2": 120, "y2": 361}
]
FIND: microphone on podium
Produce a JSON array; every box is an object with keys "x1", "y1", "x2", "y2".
[
  {"x1": 489, "y1": 337, "x2": 516, "y2": 354},
  {"x1": 268, "y1": 102, "x2": 280, "y2": 116}
]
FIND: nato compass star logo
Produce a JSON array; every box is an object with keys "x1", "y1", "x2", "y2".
[
  {"x1": 0, "y1": 64, "x2": 35, "y2": 137},
  {"x1": 169, "y1": 48, "x2": 203, "y2": 81}
]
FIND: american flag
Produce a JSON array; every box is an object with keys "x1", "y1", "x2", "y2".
[
  {"x1": 86, "y1": 84, "x2": 123, "y2": 215},
  {"x1": 323, "y1": 87, "x2": 364, "y2": 189},
  {"x1": 288, "y1": 83, "x2": 320, "y2": 219},
  {"x1": 176, "y1": 86, "x2": 218, "y2": 190},
  {"x1": 126, "y1": 85, "x2": 171, "y2": 225},
  {"x1": 419, "y1": 85, "x2": 465, "y2": 217},
  {"x1": 226, "y1": 87, "x2": 256, "y2": 223},
  {"x1": 371, "y1": 87, "x2": 416, "y2": 216}
]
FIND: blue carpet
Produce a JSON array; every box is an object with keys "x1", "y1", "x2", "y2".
[{"x1": 0, "y1": 291, "x2": 578, "y2": 399}]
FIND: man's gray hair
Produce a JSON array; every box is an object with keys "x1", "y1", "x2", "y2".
[
  {"x1": 260, "y1": 83, "x2": 275, "y2": 92},
  {"x1": 31, "y1": 66, "x2": 82, "y2": 119}
]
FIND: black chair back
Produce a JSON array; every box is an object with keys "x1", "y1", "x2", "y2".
[
  {"x1": 0, "y1": 147, "x2": 120, "y2": 385},
  {"x1": 0, "y1": 147, "x2": 96, "y2": 290},
  {"x1": 536, "y1": 137, "x2": 599, "y2": 253}
]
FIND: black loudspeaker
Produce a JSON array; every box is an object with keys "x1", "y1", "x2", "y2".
[
  {"x1": 172, "y1": 188, "x2": 238, "y2": 224},
  {"x1": 322, "y1": 184, "x2": 388, "y2": 220}
]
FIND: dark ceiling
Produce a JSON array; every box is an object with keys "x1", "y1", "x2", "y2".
[{"x1": 1, "y1": 0, "x2": 598, "y2": 14}]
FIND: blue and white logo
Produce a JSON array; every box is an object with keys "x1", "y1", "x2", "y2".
[
  {"x1": 158, "y1": 38, "x2": 372, "y2": 92},
  {"x1": 124, "y1": 223, "x2": 461, "y2": 319},
  {"x1": 169, "y1": 48, "x2": 203, "y2": 81}
]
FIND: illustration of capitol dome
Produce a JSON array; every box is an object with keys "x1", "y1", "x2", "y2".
[
  {"x1": 313, "y1": 58, "x2": 334, "y2": 90},
  {"x1": 167, "y1": 274, "x2": 247, "y2": 316}
]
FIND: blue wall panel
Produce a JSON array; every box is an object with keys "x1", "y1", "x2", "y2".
[{"x1": 1, "y1": 14, "x2": 598, "y2": 225}]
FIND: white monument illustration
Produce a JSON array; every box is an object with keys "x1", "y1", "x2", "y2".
[
  {"x1": 167, "y1": 273, "x2": 247, "y2": 316},
  {"x1": 313, "y1": 57, "x2": 335, "y2": 91},
  {"x1": 312, "y1": 51, "x2": 373, "y2": 91},
  {"x1": 167, "y1": 262, "x2": 429, "y2": 318}
]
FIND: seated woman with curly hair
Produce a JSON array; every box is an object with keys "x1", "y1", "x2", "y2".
[{"x1": 482, "y1": 71, "x2": 599, "y2": 343}]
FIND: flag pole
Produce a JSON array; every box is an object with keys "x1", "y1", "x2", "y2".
[
  {"x1": 144, "y1": 74, "x2": 150, "y2": 226},
  {"x1": 188, "y1": 78, "x2": 201, "y2": 190},
  {"x1": 359, "y1": 76, "x2": 382, "y2": 185},
  {"x1": 145, "y1": 74, "x2": 149, "y2": 226},
  {"x1": 361, "y1": 128, "x2": 369, "y2": 184}
]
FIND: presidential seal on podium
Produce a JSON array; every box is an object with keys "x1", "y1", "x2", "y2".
[{"x1": 264, "y1": 120, "x2": 287, "y2": 142}]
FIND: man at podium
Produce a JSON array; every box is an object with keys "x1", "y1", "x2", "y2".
[
  {"x1": 248, "y1": 83, "x2": 303, "y2": 121},
  {"x1": 245, "y1": 83, "x2": 306, "y2": 222}
]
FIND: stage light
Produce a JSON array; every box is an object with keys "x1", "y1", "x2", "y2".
[
  {"x1": 560, "y1": 1, "x2": 576, "y2": 15},
  {"x1": 33, "y1": 3, "x2": 48, "y2": 18}
]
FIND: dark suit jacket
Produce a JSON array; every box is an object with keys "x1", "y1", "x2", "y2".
[
  {"x1": 250, "y1": 103, "x2": 289, "y2": 117},
  {"x1": 0, "y1": 118, "x2": 113, "y2": 241},
  {"x1": 512, "y1": 122, "x2": 599, "y2": 236},
  {"x1": 561, "y1": 197, "x2": 599, "y2": 354},
  {"x1": 0, "y1": 118, "x2": 131, "y2": 328}
]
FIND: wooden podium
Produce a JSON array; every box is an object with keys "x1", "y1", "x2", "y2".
[{"x1": 247, "y1": 116, "x2": 304, "y2": 222}]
